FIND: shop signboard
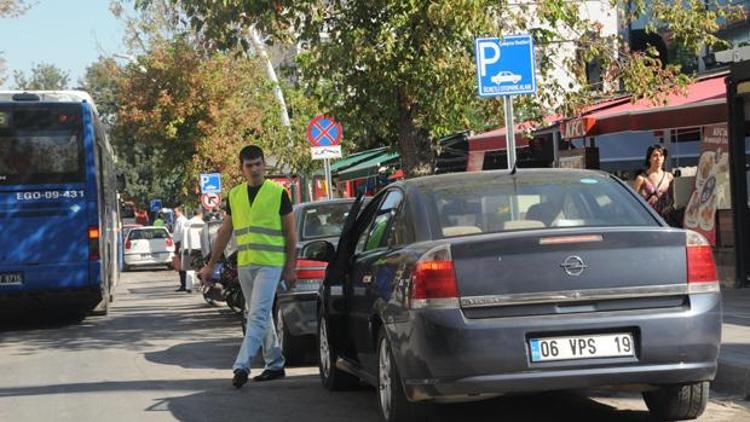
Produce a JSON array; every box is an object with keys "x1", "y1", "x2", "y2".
[
  {"x1": 561, "y1": 117, "x2": 595, "y2": 139},
  {"x1": 683, "y1": 124, "x2": 730, "y2": 245}
]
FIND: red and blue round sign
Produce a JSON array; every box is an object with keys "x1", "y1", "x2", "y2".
[{"x1": 306, "y1": 115, "x2": 343, "y2": 147}]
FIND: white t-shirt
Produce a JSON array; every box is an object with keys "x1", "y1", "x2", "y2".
[
  {"x1": 173, "y1": 215, "x2": 188, "y2": 244},
  {"x1": 183, "y1": 217, "x2": 205, "y2": 251}
]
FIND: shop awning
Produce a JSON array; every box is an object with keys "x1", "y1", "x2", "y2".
[
  {"x1": 330, "y1": 147, "x2": 388, "y2": 173},
  {"x1": 561, "y1": 72, "x2": 728, "y2": 138},
  {"x1": 335, "y1": 151, "x2": 400, "y2": 181}
]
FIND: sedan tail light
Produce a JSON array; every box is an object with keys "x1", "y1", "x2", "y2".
[
  {"x1": 410, "y1": 244, "x2": 459, "y2": 309},
  {"x1": 166, "y1": 237, "x2": 174, "y2": 247},
  {"x1": 125, "y1": 240, "x2": 132, "y2": 250},
  {"x1": 686, "y1": 231, "x2": 720, "y2": 292}
]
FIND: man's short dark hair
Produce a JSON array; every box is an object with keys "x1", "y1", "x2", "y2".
[{"x1": 239, "y1": 145, "x2": 265, "y2": 165}]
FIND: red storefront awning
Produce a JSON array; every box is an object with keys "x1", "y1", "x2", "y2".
[{"x1": 562, "y1": 72, "x2": 728, "y2": 138}]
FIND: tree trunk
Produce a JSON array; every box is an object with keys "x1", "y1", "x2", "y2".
[{"x1": 397, "y1": 101, "x2": 434, "y2": 178}]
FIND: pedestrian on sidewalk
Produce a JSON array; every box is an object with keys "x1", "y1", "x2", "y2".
[
  {"x1": 199, "y1": 145, "x2": 297, "y2": 389},
  {"x1": 173, "y1": 207, "x2": 189, "y2": 292},
  {"x1": 633, "y1": 144, "x2": 678, "y2": 226},
  {"x1": 182, "y1": 208, "x2": 206, "y2": 293}
]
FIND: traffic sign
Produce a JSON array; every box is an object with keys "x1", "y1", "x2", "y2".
[
  {"x1": 475, "y1": 34, "x2": 537, "y2": 97},
  {"x1": 150, "y1": 199, "x2": 162, "y2": 212},
  {"x1": 306, "y1": 116, "x2": 343, "y2": 147},
  {"x1": 201, "y1": 192, "x2": 220, "y2": 209},
  {"x1": 200, "y1": 173, "x2": 221, "y2": 193},
  {"x1": 311, "y1": 145, "x2": 343, "y2": 160}
]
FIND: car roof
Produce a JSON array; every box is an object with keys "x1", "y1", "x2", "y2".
[{"x1": 131, "y1": 226, "x2": 169, "y2": 231}]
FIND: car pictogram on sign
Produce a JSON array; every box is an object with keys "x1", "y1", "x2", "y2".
[{"x1": 490, "y1": 71, "x2": 522, "y2": 85}]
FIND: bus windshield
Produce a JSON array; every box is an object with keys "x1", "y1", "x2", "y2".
[{"x1": 0, "y1": 105, "x2": 84, "y2": 185}]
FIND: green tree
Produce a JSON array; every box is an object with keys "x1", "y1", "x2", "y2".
[
  {"x1": 13, "y1": 62, "x2": 71, "y2": 90},
  {"x1": 80, "y1": 57, "x2": 123, "y2": 126},
  {"x1": 142, "y1": 0, "x2": 744, "y2": 177}
]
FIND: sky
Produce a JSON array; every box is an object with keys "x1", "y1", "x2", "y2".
[{"x1": 0, "y1": 0, "x2": 131, "y2": 89}]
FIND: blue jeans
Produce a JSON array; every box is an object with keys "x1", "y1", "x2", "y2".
[{"x1": 232, "y1": 265, "x2": 285, "y2": 373}]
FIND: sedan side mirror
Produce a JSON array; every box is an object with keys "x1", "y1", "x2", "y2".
[{"x1": 301, "y1": 240, "x2": 336, "y2": 263}]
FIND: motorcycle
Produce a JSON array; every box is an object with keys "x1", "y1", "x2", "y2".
[{"x1": 197, "y1": 251, "x2": 245, "y2": 314}]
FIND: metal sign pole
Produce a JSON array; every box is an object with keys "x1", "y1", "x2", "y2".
[
  {"x1": 504, "y1": 95, "x2": 519, "y2": 221},
  {"x1": 504, "y1": 95, "x2": 516, "y2": 170},
  {"x1": 324, "y1": 158, "x2": 333, "y2": 199}
]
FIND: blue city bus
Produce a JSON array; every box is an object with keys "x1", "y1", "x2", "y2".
[{"x1": 0, "y1": 91, "x2": 120, "y2": 315}]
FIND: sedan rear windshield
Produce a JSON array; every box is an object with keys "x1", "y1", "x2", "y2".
[
  {"x1": 129, "y1": 229, "x2": 169, "y2": 240},
  {"x1": 302, "y1": 203, "x2": 352, "y2": 240},
  {"x1": 0, "y1": 105, "x2": 84, "y2": 185},
  {"x1": 429, "y1": 173, "x2": 657, "y2": 238}
]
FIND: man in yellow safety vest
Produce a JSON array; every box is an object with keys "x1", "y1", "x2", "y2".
[{"x1": 199, "y1": 145, "x2": 297, "y2": 388}]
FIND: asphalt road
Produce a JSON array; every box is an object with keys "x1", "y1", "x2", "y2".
[{"x1": 0, "y1": 270, "x2": 749, "y2": 422}]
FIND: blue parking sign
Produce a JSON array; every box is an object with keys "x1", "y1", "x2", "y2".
[
  {"x1": 200, "y1": 173, "x2": 221, "y2": 194},
  {"x1": 475, "y1": 34, "x2": 537, "y2": 97},
  {"x1": 150, "y1": 199, "x2": 162, "y2": 212}
]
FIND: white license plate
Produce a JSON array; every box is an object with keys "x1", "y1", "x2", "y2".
[
  {"x1": 141, "y1": 253, "x2": 151, "y2": 258},
  {"x1": 529, "y1": 333, "x2": 635, "y2": 362},
  {"x1": 0, "y1": 272, "x2": 24, "y2": 285}
]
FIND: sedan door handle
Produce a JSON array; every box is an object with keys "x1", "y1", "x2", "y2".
[{"x1": 362, "y1": 274, "x2": 373, "y2": 284}]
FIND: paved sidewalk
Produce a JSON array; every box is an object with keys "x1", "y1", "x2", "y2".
[{"x1": 712, "y1": 286, "x2": 750, "y2": 398}]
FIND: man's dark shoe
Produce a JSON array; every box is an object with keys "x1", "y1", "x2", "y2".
[
  {"x1": 253, "y1": 368, "x2": 285, "y2": 382},
  {"x1": 232, "y1": 369, "x2": 249, "y2": 389},
  {"x1": 175, "y1": 288, "x2": 186, "y2": 292}
]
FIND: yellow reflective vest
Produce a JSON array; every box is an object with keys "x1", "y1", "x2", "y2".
[{"x1": 229, "y1": 180, "x2": 286, "y2": 267}]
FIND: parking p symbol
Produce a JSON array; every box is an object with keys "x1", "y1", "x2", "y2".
[{"x1": 478, "y1": 40, "x2": 501, "y2": 77}]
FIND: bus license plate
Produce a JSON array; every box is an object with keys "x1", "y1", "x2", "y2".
[
  {"x1": 529, "y1": 333, "x2": 635, "y2": 362},
  {"x1": 0, "y1": 272, "x2": 24, "y2": 285}
]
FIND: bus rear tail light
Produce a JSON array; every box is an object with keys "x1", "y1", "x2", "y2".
[
  {"x1": 409, "y1": 244, "x2": 459, "y2": 309},
  {"x1": 686, "y1": 231, "x2": 720, "y2": 293},
  {"x1": 88, "y1": 226, "x2": 100, "y2": 261}
]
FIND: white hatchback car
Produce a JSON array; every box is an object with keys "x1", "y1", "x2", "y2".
[{"x1": 124, "y1": 227, "x2": 175, "y2": 271}]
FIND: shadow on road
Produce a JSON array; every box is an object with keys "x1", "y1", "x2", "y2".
[{"x1": 0, "y1": 376, "x2": 658, "y2": 422}]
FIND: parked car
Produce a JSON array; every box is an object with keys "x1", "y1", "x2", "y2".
[
  {"x1": 313, "y1": 169, "x2": 721, "y2": 422},
  {"x1": 272, "y1": 198, "x2": 362, "y2": 363},
  {"x1": 123, "y1": 226, "x2": 175, "y2": 271}
]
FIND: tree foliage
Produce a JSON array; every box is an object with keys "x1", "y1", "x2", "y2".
[
  {"x1": 13, "y1": 63, "x2": 71, "y2": 90},
  {"x1": 140, "y1": 0, "x2": 745, "y2": 177}
]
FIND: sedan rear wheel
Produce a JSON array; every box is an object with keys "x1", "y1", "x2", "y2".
[
  {"x1": 317, "y1": 313, "x2": 358, "y2": 391},
  {"x1": 643, "y1": 381, "x2": 709, "y2": 421},
  {"x1": 377, "y1": 329, "x2": 428, "y2": 422}
]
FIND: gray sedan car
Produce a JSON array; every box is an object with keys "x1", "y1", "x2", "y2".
[{"x1": 314, "y1": 169, "x2": 721, "y2": 422}]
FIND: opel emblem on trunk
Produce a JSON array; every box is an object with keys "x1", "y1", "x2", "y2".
[{"x1": 560, "y1": 256, "x2": 588, "y2": 276}]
